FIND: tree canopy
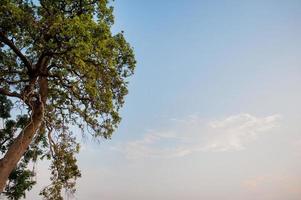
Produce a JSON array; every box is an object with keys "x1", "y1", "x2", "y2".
[{"x1": 0, "y1": 0, "x2": 136, "y2": 199}]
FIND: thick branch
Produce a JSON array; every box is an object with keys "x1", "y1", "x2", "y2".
[
  {"x1": 0, "y1": 88, "x2": 21, "y2": 99},
  {"x1": 0, "y1": 32, "x2": 33, "y2": 72}
]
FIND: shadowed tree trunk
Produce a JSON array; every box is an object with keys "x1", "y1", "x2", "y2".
[
  {"x1": 0, "y1": 75, "x2": 48, "y2": 192},
  {"x1": 0, "y1": 103, "x2": 44, "y2": 191}
]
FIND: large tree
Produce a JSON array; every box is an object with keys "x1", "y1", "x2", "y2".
[{"x1": 0, "y1": 0, "x2": 136, "y2": 199}]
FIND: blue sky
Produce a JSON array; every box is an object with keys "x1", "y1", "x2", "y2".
[{"x1": 25, "y1": 1, "x2": 301, "y2": 199}]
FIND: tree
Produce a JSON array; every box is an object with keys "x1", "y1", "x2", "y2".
[{"x1": 0, "y1": 0, "x2": 136, "y2": 199}]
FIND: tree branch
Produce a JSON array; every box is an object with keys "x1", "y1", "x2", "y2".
[
  {"x1": 0, "y1": 138, "x2": 11, "y2": 148},
  {"x1": 0, "y1": 32, "x2": 33, "y2": 72},
  {"x1": 0, "y1": 88, "x2": 22, "y2": 99}
]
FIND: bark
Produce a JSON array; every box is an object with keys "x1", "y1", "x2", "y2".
[
  {"x1": 0, "y1": 68, "x2": 48, "y2": 191},
  {"x1": 0, "y1": 101, "x2": 44, "y2": 192},
  {"x1": 0, "y1": 32, "x2": 50, "y2": 192}
]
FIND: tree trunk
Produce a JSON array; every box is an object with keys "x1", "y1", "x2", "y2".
[{"x1": 0, "y1": 102, "x2": 44, "y2": 192}]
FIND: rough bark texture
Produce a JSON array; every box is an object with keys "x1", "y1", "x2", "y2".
[
  {"x1": 0, "y1": 102, "x2": 44, "y2": 192},
  {"x1": 0, "y1": 70, "x2": 48, "y2": 192}
]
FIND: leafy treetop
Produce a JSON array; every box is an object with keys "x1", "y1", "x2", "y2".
[
  {"x1": 0, "y1": 0, "x2": 135, "y2": 138},
  {"x1": 0, "y1": 0, "x2": 135, "y2": 199}
]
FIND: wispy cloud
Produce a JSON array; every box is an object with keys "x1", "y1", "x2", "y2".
[
  {"x1": 117, "y1": 113, "x2": 281, "y2": 159},
  {"x1": 203, "y1": 113, "x2": 282, "y2": 152}
]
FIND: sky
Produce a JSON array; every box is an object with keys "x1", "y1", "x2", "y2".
[{"x1": 24, "y1": 0, "x2": 301, "y2": 199}]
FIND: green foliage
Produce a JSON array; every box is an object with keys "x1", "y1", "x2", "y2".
[
  {"x1": 5, "y1": 163, "x2": 36, "y2": 200},
  {"x1": 0, "y1": 94, "x2": 13, "y2": 118},
  {"x1": 0, "y1": 0, "x2": 135, "y2": 199},
  {"x1": 40, "y1": 131, "x2": 81, "y2": 200}
]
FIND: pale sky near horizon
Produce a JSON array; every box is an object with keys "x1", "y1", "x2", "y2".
[{"x1": 24, "y1": 0, "x2": 301, "y2": 200}]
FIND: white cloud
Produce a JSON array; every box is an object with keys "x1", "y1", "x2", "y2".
[
  {"x1": 118, "y1": 113, "x2": 281, "y2": 159},
  {"x1": 204, "y1": 113, "x2": 282, "y2": 152}
]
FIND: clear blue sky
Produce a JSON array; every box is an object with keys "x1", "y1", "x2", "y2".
[{"x1": 26, "y1": 1, "x2": 301, "y2": 199}]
